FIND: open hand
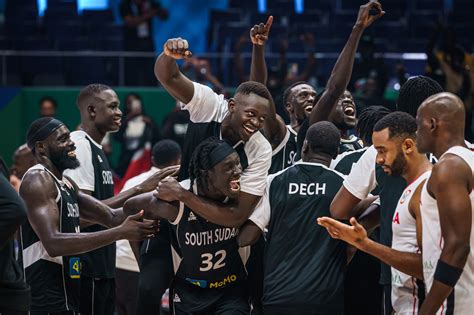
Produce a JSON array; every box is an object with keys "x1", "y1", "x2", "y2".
[
  {"x1": 250, "y1": 16, "x2": 273, "y2": 46},
  {"x1": 163, "y1": 38, "x2": 193, "y2": 59},
  {"x1": 355, "y1": 1, "x2": 385, "y2": 29},
  {"x1": 139, "y1": 165, "x2": 180, "y2": 193},
  {"x1": 119, "y1": 210, "x2": 158, "y2": 240},
  {"x1": 317, "y1": 217, "x2": 368, "y2": 249}
]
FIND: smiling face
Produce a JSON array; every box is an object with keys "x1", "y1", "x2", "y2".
[
  {"x1": 286, "y1": 84, "x2": 317, "y2": 122},
  {"x1": 92, "y1": 89, "x2": 122, "y2": 133},
  {"x1": 228, "y1": 92, "x2": 270, "y2": 142},
  {"x1": 207, "y1": 152, "x2": 242, "y2": 198},
  {"x1": 43, "y1": 125, "x2": 80, "y2": 172},
  {"x1": 372, "y1": 128, "x2": 407, "y2": 177},
  {"x1": 328, "y1": 90, "x2": 357, "y2": 131}
]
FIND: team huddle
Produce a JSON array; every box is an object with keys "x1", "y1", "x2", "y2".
[{"x1": 14, "y1": 1, "x2": 474, "y2": 315}]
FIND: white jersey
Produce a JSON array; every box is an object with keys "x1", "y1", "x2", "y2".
[
  {"x1": 391, "y1": 171, "x2": 430, "y2": 315},
  {"x1": 421, "y1": 146, "x2": 474, "y2": 315}
]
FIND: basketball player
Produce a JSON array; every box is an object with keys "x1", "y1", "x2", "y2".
[
  {"x1": 330, "y1": 75, "x2": 444, "y2": 315},
  {"x1": 63, "y1": 84, "x2": 177, "y2": 315},
  {"x1": 120, "y1": 139, "x2": 181, "y2": 315},
  {"x1": 155, "y1": 46, "x2": 272, "y2": 227},
  {"x1": 19, "y1": 117, "x2": 161, "y2": 314},
  {"x1": 124, "y1": 138, "x2": 250, "y2": 314},
  {"x1": 415, "y1": 92, "x2": 473, "y2": 314},
  {"x1": 237, "y1": 121, "x2": 349, "y2": 314},
  {"x1": 0, "y1": 163, "x2": 30, "y2": 314},
  {"x1": 331, "y1": 105, "x2": 391, "y2": 175},
  {"x1": 319, "y1": 112, "x2": 432, "y2": 314}
]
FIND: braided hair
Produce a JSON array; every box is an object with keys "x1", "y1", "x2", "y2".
[
  {"x1": 397, "y1": 75, "x2": 443, "y2": 118},
  {"x1": 356, "y1": 106, "x2": 392, "y2": 146},
  {"x1": 188, "y1": 137, "x2": 223, "y2": 188}
]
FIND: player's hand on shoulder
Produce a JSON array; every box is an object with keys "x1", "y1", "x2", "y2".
[
  {"x1": 140, "y1": 165, "x2": 180, "y2": 193},
  {"x1": 154, "y1": 177, "x2": 183, "y2": 202},
  {"x1": 119, "y1": 210, "x2": 158, "y2": 240},
  {"x1": 355, "y1": 1, "x2": 385, "y2": 29},
  {"x1": 250, "y1": 15, "x2": 273, "y2": 46},
  {"x1": 163, "y1": 37, "x2": 193, "y2": 60}
]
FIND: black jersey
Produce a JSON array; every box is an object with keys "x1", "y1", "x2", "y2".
[
  {"x1": 79, "y1": 136, "x2": 116, "y2": 279},
  {"x1": 339, "y1": 135, "x2": 364, "y2": 153},
  {"x1": 169, "y1": 181, "x2": 248, "y2": 291},
  {"x1": 331, "y1": 147, "x2": 368, "y2": 175},
  {"x1": 21, "y1": 165, "x2": 81, "y2": 312},
  {"x1": 269, "y1": 126, "x2": 298, "y2": 174},
  {"x1": 252, "y1": 162, "x2": 347, "y2": 314}
]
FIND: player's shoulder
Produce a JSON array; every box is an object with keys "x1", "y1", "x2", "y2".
[
  {"x1": 247, "y1": 131, "x2": 272, "y2": 156},
  {"x1": 20, "y1": 165, "x2": 56, "y2": 196},
  {"x1": 70, "y1": 130, "x2": 86, "y2": 142}
]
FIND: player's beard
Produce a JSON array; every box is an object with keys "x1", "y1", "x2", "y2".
[
  {"x1": 51, "y1": 150, "x2": 80, "y2": 172},
  {"x1": 388, "y1": 151, "x2": 407, "y2": 177}
]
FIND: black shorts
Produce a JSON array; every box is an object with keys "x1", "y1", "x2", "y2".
[
  {"x1": 79, "y1": 277, "x2": 115, "y2": 315},
  {"x1": 172, "y1": 279, "x2": 250, "y2": 315}
]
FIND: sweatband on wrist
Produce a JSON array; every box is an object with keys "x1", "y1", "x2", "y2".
[
  {"x1": 433, "y1": 259, "x2": 463, "y2": 287},
  {"x1": 208, "y1": 141, "x2": 236, "y2": 169}
]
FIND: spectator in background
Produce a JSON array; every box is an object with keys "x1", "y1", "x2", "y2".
[
  {"x1": 9, "y1": 144, "x2": 36, "y2": 192},
  {"x1": 426, "y1": 23, "x2": 474, "y2": 141},
  {"x1": 0, "y1": 157, "x2": 30, "y2": 314},
  {"x1": 161, "y1": 101, "x2": 190, "y2": 149},
  {"x1": 39, "y1": 96, "x2": 58, "y2": 117},
  {"x1": 182, "y1": 57, "x2": 225, "y2": 94},
  {"x1": 115, "y1": 93, "x2": 161, "y2": 177},
  {"x1": 350, "y1": 35, "x2": 388, "y2": 104},
  {"x1": 120, "y1": 0, "x2": 168, "y2": 86}
]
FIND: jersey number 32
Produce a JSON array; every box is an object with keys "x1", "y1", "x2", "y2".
[{"x1": 199, "y1": 250, "x2": 226, "y2": 272}]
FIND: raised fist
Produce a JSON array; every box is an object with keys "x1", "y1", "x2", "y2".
[
  {"x1": 250, "y1": 16, "x2": 273, "y2": 46},
  {"x1": 163, "y1": 37, "x2": 192, "y2": 60},
  {"x1": 356, "y1": 1, "x2": 385, "y2": 29}
]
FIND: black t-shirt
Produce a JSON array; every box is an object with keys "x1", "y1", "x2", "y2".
[
  {"x1": 120, "y1": 0, "x2": 160, "y2": 50},
  {"x1": 21, "y1": 165, "x2": 81, "y2": 312},
  {"x1": 250, "y1": 162, "x2": 347, "y2": 314},
  {"x1": 0, "y1": 172, "x2": 30, "y2": 312}
]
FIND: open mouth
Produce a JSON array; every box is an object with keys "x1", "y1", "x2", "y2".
[
  {"x1": 304, "y1": 104, "x2": 313, "y2": 113},
  {"x1": 229, "y1": 177, "x2": 241, "y2": 192},
  {"x1": 343, "y1": 105, "x2": 355, "y2": 117},
  {"x1": 243, "y1": 125, "x2": 257, "y2": 135},
  {"x1": 113, "y1": 118, "x2": 122, "y2": 126},
  {"x1": 67, "y1": 150, "x2": 76, "y2": 159}
]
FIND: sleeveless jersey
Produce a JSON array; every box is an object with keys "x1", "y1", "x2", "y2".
[
  {"x1": 421, "y1": 146, "x2": 474, "y2": 315},
  {"x1": 339, "y1": 134, "x2": 364, "y2": 153},
  {"x1": 391, "y1": 171, "x2": 430, "y2": 315},
  {"x1": 169, "y1": 181, "x2": 249, "y2": 290},
  {"x1": 21, "y1": 164, "x2": 81, "y2": 312},
  {"x1": 269, "y1": 126, "x2": 298, "y2": 174},
  {"x1": 80, "y1": 136, "x2": 115, "y2": 278},
  {"x1": 330, "y1": 147, "x2": 368, "y2": 175}
]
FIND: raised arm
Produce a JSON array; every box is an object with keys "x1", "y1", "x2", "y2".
[
  {"x1": 419, "y1": 158, "x2": 472, "y2": 314},
  {"x1": 154, "y1": 38, "x2": 195, "y2": 104},
  {"x1": 19, "y1": 171, "x2": 156, "y2": 257},
  {"x1": 249, "y1": 16, "x2": 287, "y2": 149},
  {"x1": 0, "y1": 175, "x2": 27, "y2": 248},
  {"x1": 318, "y1": 216, "x2": 423, "y2": 279},
  {"x1": 94, "y1": 165, "x2": 179, "y2": 209},
  {"x1": 309, "y1": 1, "x2": 385, "y2": 125}
]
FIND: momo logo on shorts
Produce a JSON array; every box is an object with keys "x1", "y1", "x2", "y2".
[{"x1": 209, "y1": 274, "x2": 237, "y2": 288}]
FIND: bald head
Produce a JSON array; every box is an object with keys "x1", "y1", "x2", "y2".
[
  {"x1": 419, "y1": 92, "x2": 465, "y2": 132},
  {"x1": 416, "y1": 92, "x2": 466, "y2": 155}
]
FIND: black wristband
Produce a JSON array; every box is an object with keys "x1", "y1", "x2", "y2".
[{"x1": 433, "y1": 259, "x2": 463, "y2": 287}]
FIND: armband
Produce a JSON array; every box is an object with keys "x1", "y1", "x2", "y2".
[{"x1": 433, "y1": 259, "x2": 463, "y2": 287}]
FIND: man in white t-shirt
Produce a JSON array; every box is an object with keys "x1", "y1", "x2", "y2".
[
  {"x1": 116, "y1": 139, "x2": 181, "y2": 315},
  {"x1": 154, "y1": 39, "x2": 273, "y2": 228}
]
